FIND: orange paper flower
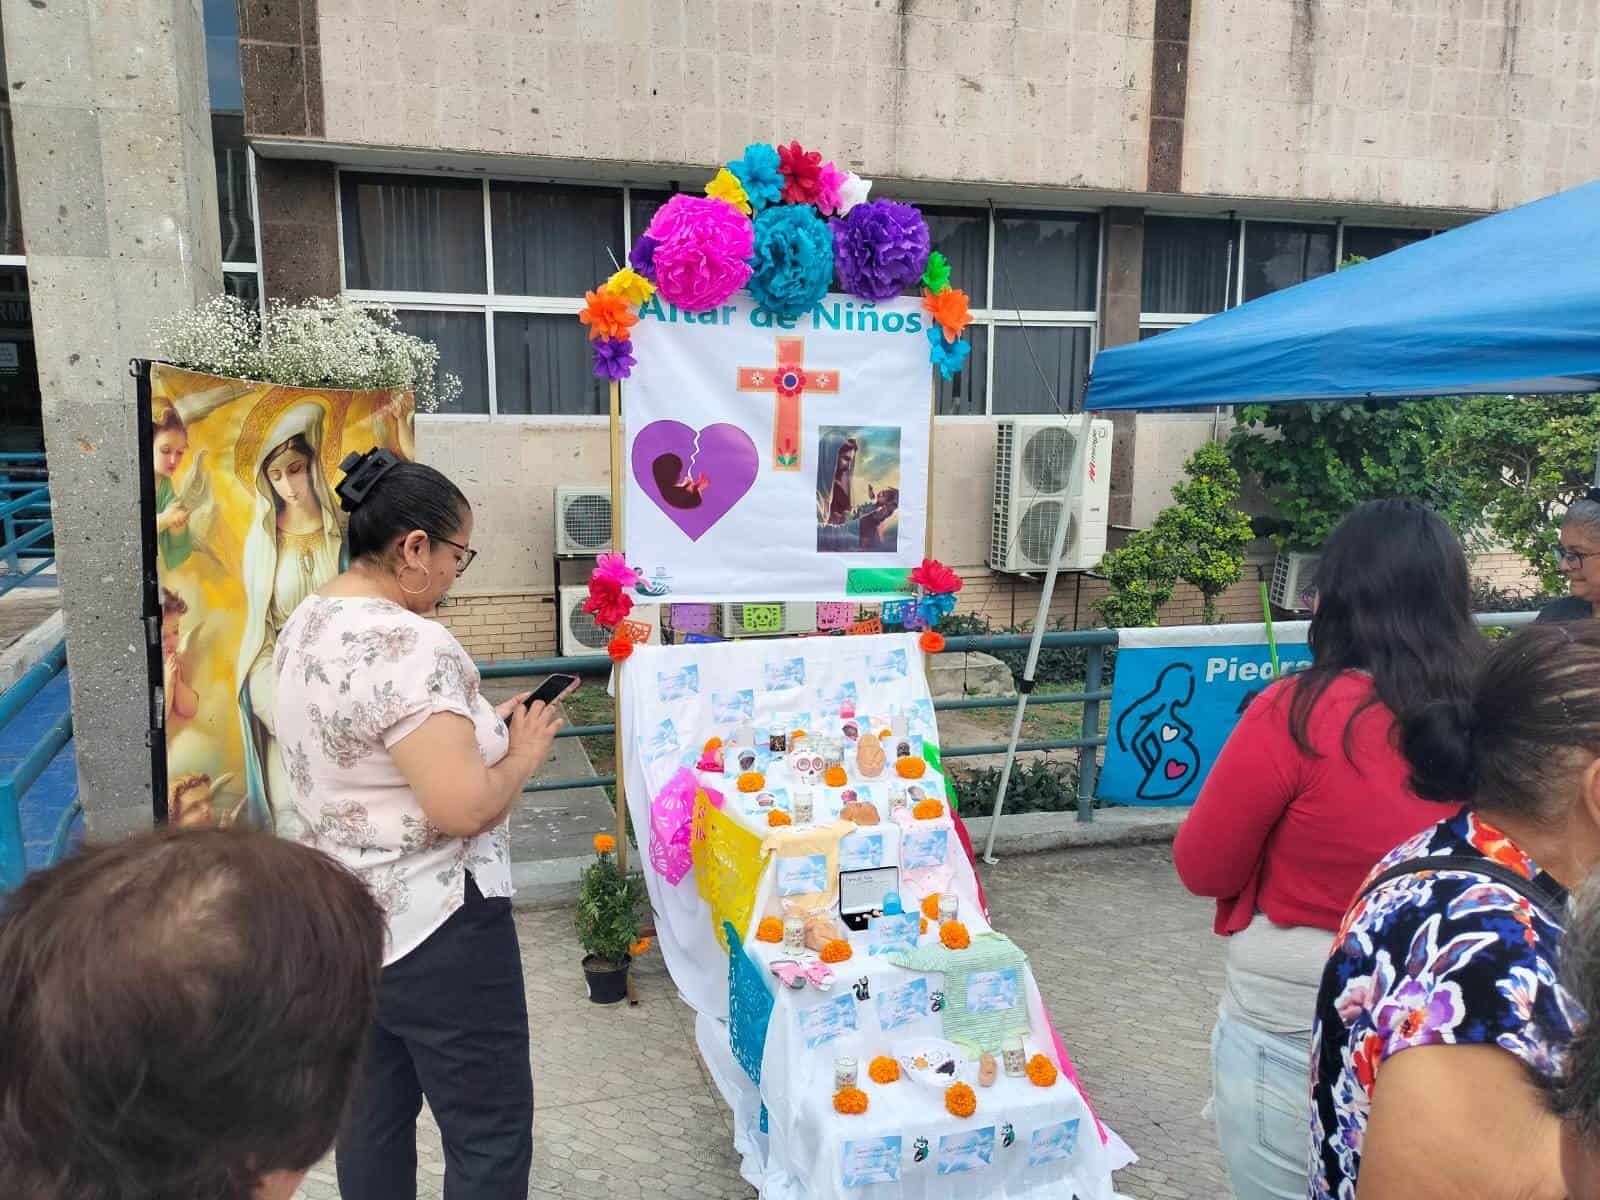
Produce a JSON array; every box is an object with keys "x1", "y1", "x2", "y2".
[
  {"x1": 578, "y1": 287, "x2": 637, "y2": 342},
  {"x1": 593, "y1": 833, "x2": 616, "y2": 854},
  {"x1": 820, "y1": 939, "x2": 853, "y2": 963},
  {"x1": 945, "y1": 1082, "x2": 977, "y2": 1118},
  {"x1": 629, "y1": 937, "x2": 653, "y2": 956},
  {"x1": 895, "y1": 756, "x2": 926, "y2": 780},
  {"x1": 921, "y1": 893, "x2": 942, "y2": 920},
  {"x1": 738, "y1": 771, "x2": 766, "y2": 793},
  {"x1": 868, "y1": 1056, "x2": 901, "y2": 1084},
  {"x1": 767, "y1": 809, "x2": 792, "y2": 827},
  {"x1": 940, "y1": 920, "x2": 971, "y2": 950},
  {"x1": 1027, "y1": 1054, "x2": 1059, "y2": 1087},
  {"x1": 913, "y1": 798, "x2": 944, "y2": 820},
  {"x1": 790, "y1": 728, "x2": 808, "y2": 741},
  {"x1": 833, "y1": 1086, "x2": 869, "y2": 1115},
  {"x1": 922, "y1": 286, "x2": 973, "y2": 341},
  {"x1": 607, "y1": 635, "x2": 634, "y2": 662},
  {"x1": 756, "y1": 916, "x2": 784, "y2": 942},
  {"x1": 919, "y1": 630, "x2": 946, "y2": 654},
  {"x1": 823, "y1": 765, "x2": 848, "y2": 788}
]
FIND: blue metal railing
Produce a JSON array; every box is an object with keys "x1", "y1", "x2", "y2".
[
  {"x1": 0, "y1": 640, "x2": 77, "y2": 892},
  {"x1": 0, "y1": 452, "x2": 53, "y2": 596}
]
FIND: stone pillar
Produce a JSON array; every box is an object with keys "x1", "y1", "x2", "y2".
[
  {"x1": 1, "y1": 0, "x2": 221, "y2": 837},
  {"x1": 1099, "y1": 207, "x2": 1144, "y2": 531}
]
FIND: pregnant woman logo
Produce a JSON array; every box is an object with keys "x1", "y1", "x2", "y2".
[{"x1": 1114, "y1": 663, "x2": 1202, "y2": 802}]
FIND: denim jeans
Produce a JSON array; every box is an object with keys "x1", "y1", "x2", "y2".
[{"x1": 1208, "y1": 1009, "x2": 1312, "y2": 1200}]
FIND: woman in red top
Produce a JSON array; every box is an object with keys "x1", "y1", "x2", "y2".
[{"x1": 1173, "y1": 499, "x2": 1480, "y2": 1200}]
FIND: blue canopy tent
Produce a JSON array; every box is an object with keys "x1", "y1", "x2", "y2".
[{"x1": 1086, "y1": 178, "x2": 1600, "y2": 411}]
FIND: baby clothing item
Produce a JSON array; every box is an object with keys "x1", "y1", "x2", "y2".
[
  {"x1": 888, "y1": 932, "x2": 1031, "y2": 1055},
  {"x1": 761, "y1": 819, "x2": 857, "y2": 916}
]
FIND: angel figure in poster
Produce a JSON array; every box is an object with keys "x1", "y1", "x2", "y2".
[
  {"x1": 235, "y1": 401, "x2": 343, "y2": 837},
  {"x1": 160, "y1": 587, "x2": 200, "y2": 725},
  {"x1": 151, "y1": 402, "x2": 236, "y2": 573}
]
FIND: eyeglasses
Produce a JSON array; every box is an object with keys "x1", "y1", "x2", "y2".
[
  {"x1": 1554, "y1": 545, "x2": 1592, "y2": 570},
  {"x1": 435, "y1": 535, "x2": 478, "y2": 573}
]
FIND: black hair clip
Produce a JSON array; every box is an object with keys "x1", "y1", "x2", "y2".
[{"x1": 335, "y1": 448, "x2": 402, "y2": 512}]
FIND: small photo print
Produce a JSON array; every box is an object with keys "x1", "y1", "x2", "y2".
[
  {"x1": 798, "y1": 992, "x2": 858, "y2": 1049},
  {"x1": 656, "y1": 665, "x2": 700, "y2": 701},
  {"x1": 875, "y1": 977, "x2": 930, "y2": 1029},
  {"x1": 821, "y1": 680, "x2": 860, "y2": 713},
  {"x1": 937, "y1": 1128, "x2": 995, "y2": 1176},
  {"x1": 838, "y1": 831, "x2": 886, "y2": 871},
  {"x1": 776, "y1": 853, "x2": 829, "y2": 896},
  {"x1": 712, "y1": 689, "x2": 755, "y2": 724},
  {"x1": 1027, "y1": 1119, "x2": 1081, "y2": 1167},
  {"x1": 902, "y1": 828, "x2": 949, "y2": 870},
  {"x1": 764, "y1": 657, "x2": 806, "y2": 691},
  {"x1": 816, "y1": 426, "x2": 901, "y2": 554},
  {"x1": 841, "y1": 1136, "x2": 902, "y2": 1187},
  {"x1": 966, "y1": 968, "x2": 1020, "y2": 1014},
  {"x1": 642, "y1": 718, "x2": 681, "y2": 763},
  {"x1": 868, "y1": 649, "x2": 908, "y2": 683}
]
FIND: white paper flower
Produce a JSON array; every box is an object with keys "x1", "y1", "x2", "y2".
[{"x1": 836, "y1": 172, "x2": 873, "y2": 216}]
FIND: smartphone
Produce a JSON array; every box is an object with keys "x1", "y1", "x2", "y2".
[{"x1": 524, "y1": 673, "x2": 580, "y2": 710}]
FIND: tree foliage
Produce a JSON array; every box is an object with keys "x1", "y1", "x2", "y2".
[{"x1": 1097, "y1": 442, "x2": 1255, "y2": 627}]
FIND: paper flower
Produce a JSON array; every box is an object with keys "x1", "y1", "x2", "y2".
[
  {"x1": 921, "y1": 893, "x2": 942, "y2": 920},
  {"x1": 823, "y1": 765, "x2": 848, "y2": 788},
  {"x1": 813, "y1": 161, "x2": 847, "y2": 216},
  {"x1": 628, "y1": 234, "x2": 658, "y2": 281},
  {"x1": 605, "y1": 267, "x2": 655, "y2": 308},
  {"x1": 704, "y1": 166, "x2": 753, "y2": 215},
  {"x1": 820, "y1": 939, "x2": 853, "y2": 963},
  {"x1": 629, "y1": 937, "x2": 652, "y2": 956},
  {"x1": 739, "y1": 771, "x2": 767, "y2": 794},
  {"x1": 940, "y1": 920, "x2": 970, "y2": 950},
  {"x1": 918, "y1": 592, "x2": 958, "y2": 627},
  {"x1": 747, "y1": 204, "x2": 834, "y2": 319},
  {"x1": 945, "y1": 1082, "x2": 977, "y2": 1118},
  {"x1": 923, "y1": 286, "x2": 973, "y2": 341},
  {"x1": 919, "y1": 630, "x2": 946, "y2": 654},
  {"x1": 594, "y1": 833, "x2": 616, "y2": 854},
  {"x1": 833, "y1": 1086, "x2": 869, "y2": 1115},
  {"x1": 607, "y1": 635, "x2": 634, "y2": 662},
  {"x1": 895, "y1": 756, "x2": 927, "y2": 780},
  {"x1": 767, "y1": 809, "x2": 791, "y2": 827},
  {"x1": 831, "y1": 199, "x2": 930, "y2": 301},
  {"x1": 583, "y1": 553, "x2": 636, "y2": 628},
  {"x1": 926, "y1": 324, "x2": 972, "y2": 379},
  {"x1": 756, "y1": 916, "x2": 784, "y2": 942},
  {"x1": 643, "y1": 194, "x2": 754, "y2": 311},
  {"x1": 590, "y1": 336, "x2": 635, "y2": 382},
  {"x1": 578, "y1": 288, "x2": 637, "y2": 342},
  {"x1": 836, "y1": 172, "x2": 872, "y2": 216},
  {"x1": 869, "y1": 1056, "x2": 901, "y2": 1084},
  {"x1": 913, "y1": 798, "x2": 944, "y2": 820},
  {"x1": 1027, "y1": 1054, "x2": 1059, "y2": 1087},
  {"x1": 777, "y1": 141, "x2": 824, "y2": 205},
  {"x1": 727, "y1": 143, "x2": 785, "y2": 211},
  {"x1": 911, "y1": 558, "x2": 963, "y2": 595},
  {"x1": 922, "y1": 250, "x2": 952, "y2": 293}
]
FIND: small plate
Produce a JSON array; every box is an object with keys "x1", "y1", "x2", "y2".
[{"x1": 893, "y1": 1037, "x2": 975, "y2": 1090}]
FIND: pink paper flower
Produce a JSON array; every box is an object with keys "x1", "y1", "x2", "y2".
[
  {"x1": 643, "y1": 194, "x2": 754, "y2": 311},
  {"x1": 815, "y1": 161, "x2": 848, "y2": 216},
  {"x1": 584, "y1": 552, "x2": 637, "y2": 628},
  {"x1": 909, "y1": 558, "x2": 963, "y2": 595}
]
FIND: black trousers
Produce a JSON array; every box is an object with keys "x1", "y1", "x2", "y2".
[{"x1": 336, "y1": 873, "x2": 533, "y2": 1200}]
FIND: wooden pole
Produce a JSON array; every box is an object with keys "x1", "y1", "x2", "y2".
[
  {"x1": 925, "y1": 376, "x2": 937, "y2": 560},
  {"x1": 609, "y1": 379, "x2": 629, "y2": 875}
]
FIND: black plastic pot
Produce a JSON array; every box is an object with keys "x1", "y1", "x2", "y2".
[{"x1": 582, "y1": 954, "x2": 631, "y2": 1004}]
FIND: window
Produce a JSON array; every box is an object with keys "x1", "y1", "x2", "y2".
[
  {"x1": 1342, "y1": 226, "x2": 1432, "y2": 262},
  {"x1": 203, "y1": 0, "x2": 259, "y2": 302},
  {"x1": 203, "y1": 0, "x2": 243, "y2": 114},
  {"x1": 340, "y1": 177, "x2": 1095, "y2": 419},
  {"x1": 1242, "y1": 220, "x2": 1336, "y2": 301},
  {"x1": 1141, "y1": 216, "x2": 1234, "y2": 317}
]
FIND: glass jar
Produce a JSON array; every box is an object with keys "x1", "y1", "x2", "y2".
[
  {"x1": 792, "y1": 788, "x2": 814, "y2": 824},
  {"x1": 834, "y1": 1055, "x2": 859, "y2": 1090},
  {"x1": 769, "y1": 724, "x2": 788, "y2": 754},
  {"x1": 1002, "y1": 1038, "x2": 1027, "y2": 1077},
  {"x1": 783, "y1": 916, "x2": 806, "y2": 954},
  {"x1": 938, "y1": 894, "x2": 958, "y2": 924}
]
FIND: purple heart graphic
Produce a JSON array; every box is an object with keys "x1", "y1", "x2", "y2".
[{"x1": 632, "y1": 420, "x2": 759, "y2": 541}]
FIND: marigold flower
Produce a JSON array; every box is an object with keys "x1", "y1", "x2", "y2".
[
  {"x1": 921, "y1": 893, "x2": 942, "y2": 920},
  {"x1": 767, "y1": 809, "x2": 792, "y2": 827},
  {"x1": 945, "y1": 1082, "x2": 977, "y2": 1118},
  {"x1": 593, "y1": 833, "x2": 616, "y2": 854},
  {"x1": 940, "y1": 920, "x2": 971, "y2": 950},
  {"x1": 738, "y1": 771, "x2": 766, "y2": 793},
  {"x1": 868, "y1": 1056, "x2": 901, "y2": 1084},
  {"x1": 628, "y1": 937, "x2": 652, "y2": 956},
  {"x1": 895, "y1": 756, "x2": 927, "y2": 780},
  {"x1": 756, "y1": 916, "x2": 784, "y2": 942},
  {"x1": 823, "y1": 765, "x2": 848, "y2": 788},
  {"x1": 833, "y1": 1085, "x2": 869, "y2": 1115},
  {"x1": 703, "y1": 736, "x2": 723, "y2": 752},
  {"x1": 913, "y1": 798, "x2": 944, "y2": 820},
  {"x1": 820, "y1": 939, "x2": 853, "y2": 963},
  {"x1": 1027, "y1": 1054, "x2": 1059, "y2": 1087}
]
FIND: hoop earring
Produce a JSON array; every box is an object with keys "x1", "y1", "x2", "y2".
[{"x1": 397, "y1": 563, "x2": 431, "y2": 596}]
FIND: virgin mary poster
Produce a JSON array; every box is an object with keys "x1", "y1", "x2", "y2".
[{"x1": 143, "y1": 363, "x2": 415, "y2": 832}]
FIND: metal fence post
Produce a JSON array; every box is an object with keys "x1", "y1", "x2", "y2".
[
  {"x1": 1077, "y1": 644, "x2": 1103, "y2": 823},
  {"x1": 0, "y1": 473, "x2": 16, "y2": 578}
]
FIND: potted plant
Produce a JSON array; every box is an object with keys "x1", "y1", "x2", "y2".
[{"x1": 575, "y1": 833, "x2": 647, "y2": 1004}]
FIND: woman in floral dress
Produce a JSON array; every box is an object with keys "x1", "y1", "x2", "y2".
[
  {"x1": 273, "y1": 449, "x2": 564, "y2": 1200},
  {"x1": 1310, "y1": 622, "x2": 1600, "y2": 1199}
]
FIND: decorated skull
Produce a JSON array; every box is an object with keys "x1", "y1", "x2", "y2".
[{"x1": 788, "y1": 745, "x2": 824, "y2": 784}]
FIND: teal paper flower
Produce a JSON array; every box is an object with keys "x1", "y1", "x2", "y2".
[
  {"x1": 926, "y1": 325, "x2": 971, "y2": 379},
  {"x1": 747, "y1": 205, "x2": 835, "y2": 319},
  {"x1": 727, "y1": 143, "x2": 784, "y2": 212}
]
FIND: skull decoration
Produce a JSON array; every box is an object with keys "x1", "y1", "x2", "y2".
[{"x1": 788, "y1": 745, "x2": 824, "y2": 785}]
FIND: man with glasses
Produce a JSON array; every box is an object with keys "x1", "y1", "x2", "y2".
[{"x1": 1538, "y1": 489, "x2": 1600, "y2": 624}]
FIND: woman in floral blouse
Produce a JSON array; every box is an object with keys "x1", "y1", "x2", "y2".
[
  {"x1": 1310, "y1": 622, "x2": 1600, "y2": 1199},
  {"x1": 273, "y1": 449, "x2": 564, "y2": 1200}
]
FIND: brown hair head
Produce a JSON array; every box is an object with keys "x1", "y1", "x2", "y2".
[
  {"x1": 152, "y1": 404, "x2": 186, "y2": 438},
  {"x1": 160, "y1": 587, "x2": 188, "y2": 620},
  {"x1": 0, "y1": 827, "x2": 385, "y2": 1200}
]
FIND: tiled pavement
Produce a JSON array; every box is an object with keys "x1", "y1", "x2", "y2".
[{"x1": 295, "y1": 841, "x2": 1230, "y2": 1200}]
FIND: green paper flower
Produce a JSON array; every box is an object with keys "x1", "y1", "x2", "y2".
[{"x1": 922, "y1": 251, "x2": 952, "y2": 293}]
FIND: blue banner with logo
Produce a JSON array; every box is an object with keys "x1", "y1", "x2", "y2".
[{"x1": 1098, "y1": 622, "x2": 1310, "y2": 807}]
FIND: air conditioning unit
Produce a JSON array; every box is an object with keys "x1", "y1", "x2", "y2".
[
  {"x1": 1269, "y1": 551, "x2": 1321, "y2": 612},
  {"x1": 989, "y1": 418, "x2": 1112, "y2": 574},
  {"x1": 557, "y1": 586, "x2": 661, "y2": 656},
  {"x1": 719, "y1": 601, "x2": 819, "y2": 638},
  {"x1": 554, "y1": 487, "x2": 613, "y2": 556}
]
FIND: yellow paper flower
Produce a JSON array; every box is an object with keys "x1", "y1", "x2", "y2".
[
  {"x1": 705, "y1": 166, "x2": 753, "y2": 215},
  {"x1": 606, "y1": 266, "x2": 656, "y2": 307}
]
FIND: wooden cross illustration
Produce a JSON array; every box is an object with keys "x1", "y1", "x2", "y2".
[{"x1": 736, "y1": 336, "x2": 840, "y2": 471}]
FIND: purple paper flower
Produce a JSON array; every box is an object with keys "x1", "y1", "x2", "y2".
[
  {"x1": 831, "y1": 199, "x2": 931, "y2": 301},
  {"x1": 629, "y1": 234, "x2": 658, "y2": 281},
  {"x1": 591, "y1": 336, "x2": 635, "y2": 381}
]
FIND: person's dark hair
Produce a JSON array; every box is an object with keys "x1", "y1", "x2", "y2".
[
  {"x1": 152, "y1": 404, "x2": 186, "y2": 437},
  {"x1": 1402, "y1": 622, "x2": 1600, "y2": 812},
  {"x1": 160, "y1": 587, "x2": 188, "y2": 619},
  {"x1": 1287, "y1": 498, "x2": 1481, "y2": 758},
  {"x1": 341, "y1": 456, "x2": 469, "y2": 563},
  {"x1": 0, "y1": 827, "x2": 385, "y2": 1200},
  {"x1": 1550, "y1": 871, "x2": 1600, "y2": 1135}
]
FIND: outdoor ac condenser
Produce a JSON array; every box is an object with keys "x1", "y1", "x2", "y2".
[
  {"x1": 1268, "y1": 551, "x2": 1321, "y2": 612},
  {"x1": 554, "y1": 487, "x2": 613, "y2": 557},
  {"x1": 557, "y1": 586, "x2": 661, "y2": 656},
  {"x1": 989, "y1": 417, "x2": 1113, "y2": 574},
  {"x1": 719, "y1": 602, "x2": 820, "y2": 638}
]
